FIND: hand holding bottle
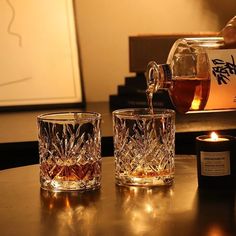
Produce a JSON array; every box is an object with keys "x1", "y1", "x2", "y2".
[{"x1": 220, "y1": 16, "x2": 236, "y2": 48}]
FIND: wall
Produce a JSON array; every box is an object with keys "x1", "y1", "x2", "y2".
[{"x1": 74, "y1": 0, "x2": 236, "y2": 102}]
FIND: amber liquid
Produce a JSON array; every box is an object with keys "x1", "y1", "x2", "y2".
[
  {"x1": 146, "y1": 77, "x2": 210, "y2": 113},
  {"x1": 169, "y1": 77, "x2": 210, "y2": 113},
  {"x1": 146, "y1": 84, "x2": 155, "y2": 114},
  {"x1": 40, "y1": 160, "x2": 101, "y2": 182},
  {"x1": 146, "y1": 77, "x2": 210, "y2": 114}
]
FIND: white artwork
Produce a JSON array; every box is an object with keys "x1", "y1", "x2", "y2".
[{"x1": 0, "y1": 0, "x2": 83, "y2": 107}]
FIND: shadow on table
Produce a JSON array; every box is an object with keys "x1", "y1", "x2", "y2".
[{"x1": 193, "y1": 188, "x2": 236, "y2": 236}]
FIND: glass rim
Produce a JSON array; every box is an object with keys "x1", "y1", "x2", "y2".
[
  {"x1": 112, "y1": 108, "x2": 175, "y2": 118},
  {"x1": 37, "y1": 111, "x2": 101, "y2": 122}
]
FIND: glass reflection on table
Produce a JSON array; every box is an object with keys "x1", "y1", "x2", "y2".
[
  {"x1": 116, "y1": 186, "x2": 174, "y2": 235},
  {"x1": 40, "y1": 189, "x2": 100, "y2": 235}
]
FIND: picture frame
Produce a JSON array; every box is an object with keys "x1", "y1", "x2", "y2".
[{"x1": 0, "y1": 0, "x2": 85, "y2": 111}]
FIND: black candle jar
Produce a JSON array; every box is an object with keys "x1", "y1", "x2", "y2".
[{"x1": 196, "y1": 134, "x2": 236, "y2": 189}]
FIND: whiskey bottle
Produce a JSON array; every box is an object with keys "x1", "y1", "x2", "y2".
[{"x1": 146, "y1": 37, "x2": 236, "y2": 113}]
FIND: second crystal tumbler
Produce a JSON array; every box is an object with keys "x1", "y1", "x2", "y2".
[{"x1": 113, "y1": 108, "x2": 175, "y2": 187}]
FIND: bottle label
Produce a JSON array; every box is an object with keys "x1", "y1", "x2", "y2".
[
  {"x1": 200, "y1": 151, "x2": 230, "y2": 176},
  {"x1": 205, "y1": 49, "x2": 236, "y2": 110}
]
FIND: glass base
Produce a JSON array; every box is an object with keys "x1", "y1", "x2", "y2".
[
  {"x1": 40, "y1": 178, "x2": 101, "y2": 192},
  {"x1": 116, "y1": 175, "x2": 174, "y2": 187}
]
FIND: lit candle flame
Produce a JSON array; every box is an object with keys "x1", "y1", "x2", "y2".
[
  {"x1": 203, "y1": 132, "x2": 228, "y2": 142},
  {"x1": 210, "y1": 132, "x2": 218, "y2": 141}
]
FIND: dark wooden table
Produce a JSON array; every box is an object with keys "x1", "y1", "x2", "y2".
[{"x1": 0, "y1": 156, "x2": 235, "y2": 236}]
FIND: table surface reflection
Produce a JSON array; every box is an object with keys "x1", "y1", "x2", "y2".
[{"x1": 0, "y1": 156, "x2": 235, "y2": 236}]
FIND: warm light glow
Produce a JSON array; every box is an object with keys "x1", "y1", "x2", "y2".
[
  {"x1": 49, "y1": 203, "x2": 54, "y2": 210},
  {"x1": 145, "y1": 203, "x2": 153, "y2": 213},
  {"x1": 65, "y1": 196, "x2": 70, "y2": 208},
  {"x1": 207, "y1": 224, "x2": 224, "y2": 236},
  {"x1": 190, "y1": 98, "x2": 201, "y2": 110},
  {"x1": 210, "y1": 132, "x2": 218, "y2": 141},
  {"x1": 190, "y1": 85, "x2": 202, "y2": 110},
  {"x1": 204, "y1": 132, "x2": 229, "y2": 142}
]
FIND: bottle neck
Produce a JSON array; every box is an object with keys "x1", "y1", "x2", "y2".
[{"x1": 146, "y1": 62, "x2": 172, "y2": 93}]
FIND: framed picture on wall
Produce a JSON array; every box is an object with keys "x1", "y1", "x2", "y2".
[{"x1": 0, "y1": 0, "x2": 84, "y2": 110}]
